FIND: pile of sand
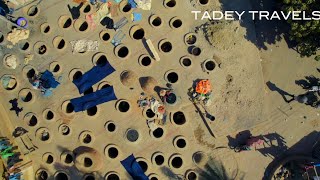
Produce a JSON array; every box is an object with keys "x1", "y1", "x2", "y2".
[
  {"x1": 6, "y1": 29, "x2": 30, "y2": 45},
  {"x1": 4, "y1": 55, "x2": 17, "y2": 69},
  {"x1": 70, "y1": 40, "x2": 99, "y2": 54}
]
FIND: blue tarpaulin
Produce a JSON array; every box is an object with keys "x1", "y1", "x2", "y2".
[
  {"x1": 121, "y1": 154, "x2": 148, "y2": 180},
  {"x1": 40, "y1": 70, "x2": 60, "y2": 89},
  {"x1": 128, "y1": 0, "x2": 137, "y2": 8},
  {"x1": 70, "y1": 86, "x2": 117, "y2": 112},
  {"x1": 73, "y1": 61, "x2": 115, "y2": 94}
]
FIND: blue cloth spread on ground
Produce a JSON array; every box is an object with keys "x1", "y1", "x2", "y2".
[
  {"x1": 40, "y1": 70, "x2": 59, "y2": 89},
  {"x1": 70, "y1": 86, "x2": 117, "y2": 112},
  {"x1": 121, "y1": 154, "x2": 148, "y2": 180},
  {"x1": 73, "y1": 62, "x2": 115, "y2": 94},
  {"x1": 128, "y1": 0, "x2": 137, "y2": 8}
]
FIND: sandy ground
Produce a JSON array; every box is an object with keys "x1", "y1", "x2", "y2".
[{"x1": 0, "y1": 0, "x2": 318, "y2": 180}]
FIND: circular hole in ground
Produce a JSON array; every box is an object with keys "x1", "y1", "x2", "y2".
[
  {"x1": 37, "y1": 45, "x2": 47, "y2": 55},
  {"x1": 122, "y1": 4, "x2": 131, "y2": 13},
  {"x1": 173, "y1": 111, "x2": 186, "y2": 125},
  {"x1": 53, "y1": 64, "x2": 60, "y2": 72},
  {"x1": 84, "y1": 87, "x2": 93, "y2": 95},
  {"x1": 59, "y1": 16, "x2": 72, "y2": 29},
  {"x1": 205, "y1": 60, "x2": 215, "y2": 71},
  {"x1": 165, "y1": 0, "x2": 176, "y2": 7},
  {"x1": 65, "y1": 154, "x2": 73, "y2": 164},
  {"x1": 46, "y1": 155, "x2": 54, "y2": 164},
  {"x1": 20, "y1": 41, "x2": 30, "y2": 51},
  {"x1": 83, "y1": 134, "x2": 92, "y2": 144},
  {"x1": 102, "y1": 32, "x2": 110, "y2": 41},
  {"x1": 86, "y1": 106, "x2": 97, "y2": 116},
  {"x1": 118, "y1": 101, "x2": 130, "y2": 112},
  {"x1": 36, "y1": 170, "x2": 48, "y2": 180},
  {"x1": 117, "y1": 46, "x2": 129, "y2": 58},
  {"x1": 155, "y1": 155, "x2": 164, "y2": 166},
  {"x1": 172, "y1": 19, "x2": 182, "y2": 28},
  {"x1": 132, "y1": 28, "x2": 145, "y2": 40},
  {"x1": 27, "y1": 6, "x2": 39, "y2": 16},
  {"x1": 79, "y1": 22, "x2": 88, "y2": 32},
  {"x1": 137, "y1": 160, "x2": 148, "y2": 172},
  {"x1": 141, "y1": 56, "x2": 151, "y2": 67},
  {"x1": 153, "y1": 128, "x2": 164, "y2": 138},
  {"x1": 167, "y1": 72, "x2": 178, "y2": 83},
  {"x1": 27, "y1": 68, "x2": 36, "y2": 79},
  {"x1": 108, "y1": 147, "x2": 119, "y2": 159},
  {"x1": 2, "y1": 75, "x2": 17, "y2": 90},
  {"x1": 126, "y1": 129, "x2": 139, "y2": 142},
  {"x1": 187, "y1": 171, "x2": 197, "y2": 180},
  {"x1": 40, "y1": 130, "x2": 50, "y2": 141},
  {"x1": 150, "y1": 177, "x2": 158, "y2": 180},
  {"x1": 146, "y1": 109, "x2": 155, "y2": 118},
  {"x1": 101, "y1": 84, "x2": 111, "y2": 89},
  {"x1": 176, "y1": 138, "x2": 186, "y2": 148},
  {"x1": 28, "y1": 115, "x2": 38, "y2": 127},
  {"x1": 97, "y1": 55, "x2": 107, "y2": 67},
  {"x1": 46, "y1": 110, "x2": 54, "y2": 120},
  {"x1": 0, "y1": 33, "x2": 4, "y2": 43},
  {"x1": 66, "y1": 102, "x2": 74, "y2": 114},
  {"x1": 41, "y1": 23, "x2": 51, "y2": 34},
  {"x1": 191, "y1": 47, "x2": 201, "y2": 56},
  {"x1": 105, "y1": 122, "x2": 116, "y2": 132},
  {"x1": 182, "y1": 58, "x2": 192, "y2": 67},
  {"x1": 53, "y1": 37, "x2": 66, "y2": 50},
  {"x1": 84, "y1": 157, "x2": 93, "y2": 167},
  {"x1": 160, "y1": 41, "x2": 172, "y2": 53},
  {"x1": 185, "y1": 34, "x2": 197, "y2": 45},
  {"x1": 106, "y1": 173, "x2": 119, "y2": 180},
  {"x1": 171, "y1": 156, "x2": 183, "y2": 168},
  {"x1": 83, "y1": 4, "x2": 91, "y2": 13},
  {"x1": 19, "y1": 90, "x2": 33, "y2": 102},
  {"x1": 55, "y1": 172, "x2": 69, "y2": 180},
  {"x1": 85, "y1": 175, "x2": 95, "y2": 180},
  {"x1": 60, "y1": 124, "x2": 71, "y2": 136},
  {"x1": 152, "y1": 17, "x2": 162, "y2": 27},
  {"x1": 199, "y1": 0, "x2": 209, "y2": 5},
  {"x1": 73, "y1": 71, "x2": 83, "y2": 81}
]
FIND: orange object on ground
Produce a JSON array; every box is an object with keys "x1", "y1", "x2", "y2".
[
  {"x1": 158, "y1": 105, "x2": 165, "y2": 114},
  {"x1": 195, "y1": 79, "x2": 211, "y2": 94}
]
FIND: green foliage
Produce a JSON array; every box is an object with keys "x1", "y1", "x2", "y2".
[{"x1": 280, "y1": 0, "x2": 320, "y2": 57}]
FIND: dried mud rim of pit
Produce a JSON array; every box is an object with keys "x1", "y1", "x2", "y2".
[
  {"x1": 115, "y1": 99, "x2": 131, "y2": 113},
  {"x1": 35, "y1": 169, "x2": 50, "y2": 180},
  {"x1": 105, "y1": 121, "x2": 116, "y2": 133},
  {"x1": 61, "y1": 151, "x2": 75, "y2": 165},
  {"x1": 42, "y1": 109, "x2": 55, "y2": 121},
  {"x1": 79, "y1": 131, "x2": 95, "y2": 145},
  {"x1": 104, "y1": 144, "x2": 120, "y2": 159},
  {"x1": 163, "y1": 0, "x2": 177, "y2": 8},
  {"x1": 3, "y1": 54, "x2": 18, "y2": 69},
  {"x1": 136, "y1": 157, "x2": 149, "y2": 173},
  {"x1": 173, "y1": 135, "x2": 187, "y2": 149},
  {"x1": 98, "y1": 81, "x2": 112, "y2": 90},
  {"x1": 40, "y1": 23, "x2": 52, "y2": 34},
  {"x1": 49, "y1": 61, "x2": 62, "y2": 75},
  {"x1": 58, "y1": 15, "x2": 73, "y2": 29},
  {"x1": 59, "y1": 124, "x2": 72, "y2": 136},
  {"x1": 125, "y1": 128, "x2": 139, "y2": 142},
  {"x1": 100, "y1": 30, "x2": 111, "y2": 43},
  {"x1": 74, "y1": 19, "x2": 89, "y2": 33},
  {"x1": 198, "y1": 0, "x2": 210, "y2": 6},
  {"x1": 151, "y1": 152, "x2": 165, "y2": 166},
  {"x1": 35, "y1": 127, "x2": 51, "y2": 142},
  {"x1": 34, "y1": 41, "x2": 48, "y2": 55},
  {"x1": 184, "y1": 33, "x2": 197, "y2": 46},
  {"x1": 138, "y1": 54, "x2": 152, "y2": 67},
  {"x1": 202, "y1": 59, "x2": 216, "y2": 72},
  {"x1": 53, "y1": 36, "x2": 67, "y2": 50},
  {"x1": 169, "y1": 17, "x2": 183, "y2": 29},
  {"x1": 169, "y1": 154, "x2": 184, "y2": 169},
  {"x1": 119, "y1": 0, "x2": 132, "y2": 13},
  {"x1": 159, "y1": 39, "x2": 173, "y2": 53},
  {"x1": 22, "y1": 65, "x2": 38, "y2": 79},
  {"x1": 114, "y1": 44, "x2": 130, "y2": 59},
  {"x1": 149, "y1": 15, "x2": 162, "y2": 28},
  {"x1": 1, "y1": 75, "x2": 18, "y2": 91},
  {"x1": 81, "y1": 3, "x2": 93, "y2": 14},
  {"x1": 164, "y1": 70, "x2": 179, "y2": 84},
  {"x1": 61, "y1": 100, "x2": 75, "y2": 115},
  {"x1": 24, "y1": 112, "x2": 38, "y2": 127},
  {"x1": 171, "y1": 111, "x2": 186, "y2": 125},
  {"x1": 185, "y1": 170, "x2": 198, "y2": 180},
  {"x1": 69, "y1": 68, "x2": 83, "y2": 81},
  {"x1": 150, "y1": 127, "x2": 164, "y2": 139},
  {"x1": 19, "y1": 88, "x2": 35, "y2": 103},
  {"x1": 92, "y1": 52, "x2": 108, "y2": 67},
  {"x1": 42, "y1": 152, "x2": 55, "y2": 165},
  {"x1": 129, "y1": 25, "x2": 145, "y2": 40},
  {"x1": 26, "y1": 5, "x2": 40, "y2": 17},
  {"x1": 105, "y1": 172, "x2": 120, "y2": 180},
  {"x1": 0, "y1": 32, "x2": 4, "y2": 44},
  {"x1": 180, "y1": 56, "x2": 192, "y2": 68},
  {"x1": 19, "y1": 40, "x2": 30, "y2": 51},
  {"x1": 148, "y1": 173, "x2": 160, "y2": 180},
  {"x1": 54, "y1": 171, "x2": 70, "y2": 180}
]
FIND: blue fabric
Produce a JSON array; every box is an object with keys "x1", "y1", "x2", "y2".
[
  {"x1": 121, "y1": 154, "x2": 148, "y2": 180},
  {"x1": 70, "y1": 86, "x2": 117, "y2": 112},
  {"x1": 128, "y1": 0, "x2": 137, "y2": 8},
  {"x1": 40, "y1": 70, "x2": 59, "y2": 89},
  {"x1": 133, "y1": 13, "x2": 142, "y2": 22},
  {"x1": 73, "y1": 62, "x2": 115, "y2": 94}
]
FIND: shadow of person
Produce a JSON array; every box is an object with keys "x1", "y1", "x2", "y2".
[
  {"x1": 295, "y1": 75, "x2": 320, "y2": 90},
  {"x1": 266, "y1": 81, "x2": 294, "y2": 103},
  {"x1": 67, "y1": 3, "x2": 83, "y2": 20}
]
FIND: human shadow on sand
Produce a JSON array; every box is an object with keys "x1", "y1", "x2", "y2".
[{"x1": 266, "y1": 81, "x2": 294, "y2": 103}]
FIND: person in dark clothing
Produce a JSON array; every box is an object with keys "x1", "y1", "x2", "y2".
[
  {"x1": 9, "y1": 99, "x2": 23, "y2": 117},
  {"x1": 67, "y1": 2, "x2": 83, "y2": 20}
]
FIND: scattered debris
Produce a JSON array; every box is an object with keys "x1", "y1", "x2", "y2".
[
  {"x1": 4, "y1": 54, "x2": 18, "y2": 69},
  {"x1": 6, "y1": 28, "x2": 30, "y2": 45},
  {"x1": 24, "y1": 54, "x2": 33, "y2": 64},
  {"x1": 135, "y1": 0, "x2": 151, "y2": 10},
  {"x1": 70, "y1": 39, "x2": 99, "y2": 53}
]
